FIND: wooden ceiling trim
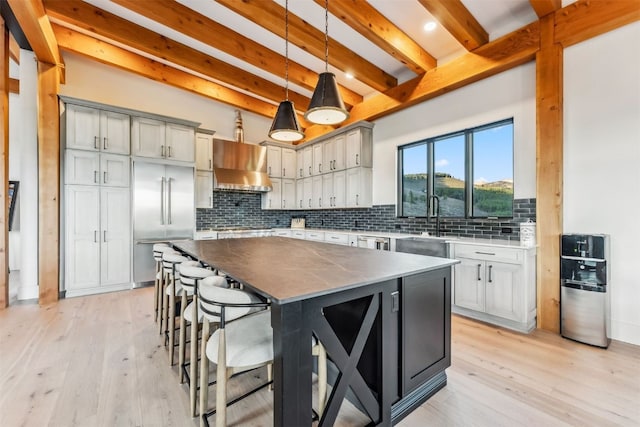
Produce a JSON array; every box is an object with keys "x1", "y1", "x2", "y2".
[
  {"x1": 328, "y1": 22, "x2": 539, "y2": 128},
  {"x1": 318, "y1": 0, "x2": 437, "y2": 74},
  {"x1": 215, "y1": 0, "x2": 397, "y2": 92},
  {"x1": 52, "y1": 25, "x2": 293, "y2": 122},
  {"x1": 9, "y1": 31, "x2": 19, "y2": 64},
  {"x1": 7, "y1": 0, "x2": 64, "y2": 78},
  {"x1": 0, "y1": 17, "x2": 8, "y2": 309},
  {"x1": 554, "y1": 0, "x2": 640, "y2": 48},
  {"x1": 529, "y1": 0, "x2": 561, "y2": 18},
  {"x1": 44, "y1": 0, "x2": 312, "y2": 112},
  {"x1": 417, "y1": 0, "x2": 488, "y2": 51},
  {"x1": 110, "y1": 0, "x2": 361, "y2": 109}
]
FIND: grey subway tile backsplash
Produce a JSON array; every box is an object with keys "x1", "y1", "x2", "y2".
[{"x1": 197, "y1": 192, "x2": 536, "y2": 241}]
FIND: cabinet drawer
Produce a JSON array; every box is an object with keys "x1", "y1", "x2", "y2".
[
  {"x1": 453, "y1": 244, "x2": 522, "y2": 264},
  {"x1": 273, "y1": 229, "x2": 292, "y2": 237},
  {"x1": 291, "y1": 230, "x2": 306, "y2": 239},
  {"x1": 305, "y1": 231, "x2": 325, "y2": 242},
  {"x1": 324, "y1": 232, "x2": 349, "y2": 245}
]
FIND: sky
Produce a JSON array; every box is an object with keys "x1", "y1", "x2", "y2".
[{"x1": 402, "y1": 123, "x2": 513, "y2": 183}]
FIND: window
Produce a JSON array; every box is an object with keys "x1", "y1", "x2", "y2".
[{"x1": 398, "y1": 119, "x2": 513, "y2": 218}]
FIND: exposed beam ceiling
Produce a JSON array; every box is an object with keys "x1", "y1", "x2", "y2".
[
  {"x1": 417, "y1": 0, "x2": 488, "y2": 50},
  {"x1": 529, "y1": 0, "x2": 562, "y2": 18}
]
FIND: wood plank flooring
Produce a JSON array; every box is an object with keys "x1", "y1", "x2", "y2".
[{"x1": 1, "y1": 287, "x2": 638, "y2": 427}]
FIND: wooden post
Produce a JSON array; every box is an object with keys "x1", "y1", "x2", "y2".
[
  {"x1": 37, "y1": 61, "x2": 60, "y2": 305},
  {"x1": 535, "y1": 15, "x2": 563, "y2": 332},
  {"x1": 0, "y1": 17, "x2": 9, "y2": 309}
]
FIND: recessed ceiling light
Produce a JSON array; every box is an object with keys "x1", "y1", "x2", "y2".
[
  {"x1": 345, "y1": 72, "x2": 354, "y2": 79},
  {"x1": 423, "y1": 21, "x2": 437, "y2": 32}
]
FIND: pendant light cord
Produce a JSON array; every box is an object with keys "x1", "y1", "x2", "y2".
[
  {"x1": 285, "y1": 0, "x2": 290, "y2": 101},
  {"x1": 324, "y1": 0, "x2": 329, "y2": 72}
]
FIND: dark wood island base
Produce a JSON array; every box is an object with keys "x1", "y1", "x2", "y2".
[{"x1": 173, "y1": 237, "x2": 457, "y2": 426}]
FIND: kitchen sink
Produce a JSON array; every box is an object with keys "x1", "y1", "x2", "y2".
[{"x1": 395, "y1": 236, "x2": 450, "y2": 258}]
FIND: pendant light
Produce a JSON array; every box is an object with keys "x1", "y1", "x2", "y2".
[
  {"x1": 304, "y1": 0, "x2": 349, "y2": 125},
  {"x1": 269, "y1": 0, "x2": 304, "y2": 142}
]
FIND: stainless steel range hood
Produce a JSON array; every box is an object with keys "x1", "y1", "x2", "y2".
[{"x1": 212, "y1": 139, "x2": 272, "y2": 192}]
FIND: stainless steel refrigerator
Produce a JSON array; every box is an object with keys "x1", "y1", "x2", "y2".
[{"x1": 132, "y1": 160, "x2": 195, "y2": 285}]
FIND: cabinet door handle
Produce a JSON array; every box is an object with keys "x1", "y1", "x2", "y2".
[
  {"x1": 103, "y1": 171, "x2": 107, "y2": 184},
  {"x1": 356, "y1": 194, "x2": 359, "y2": 206},
  {"x1": 477, "y1": 264, "x2": 482, "y2": 281},
  {"x1": 94, "y1": 170, "x2": 98, "y2": 184},
  {"x1": 168, "y1": 146, "x2": 172, "y2": 158},
  {"x1": 319, "y1": 197, "x2": 321, "y2": 207},
  {"x1": 488, "y1": 265, "x2": 493, "y2": 283},
  {"x1": 94, "y1": 136, "x2": 99, "y2": 149},
  {"x1": 355, "y1": 153, "x2": 359, "y2": 165},
  {"x1": 269, "y1": 199, "x2": 271, "y2": 208},
  {"x1": 103, "y1": 137, "x2": 108, "y2": 150},
  {"x1": 299, "y1": 168, "x2": 303, "y2": 177},
  {"x1": 94, "y1": 230, "x2": 98, "y2": 242},
  {"x1": 209, "y1": 159, "x2": 212, "y2": 169},
  {"x1": 309, "y1": 166, "x2": 312, "y2": 175},
  {"x1": 318, "y1": 164, "x2": 322, "y2": 173},
  {"x1": 308, "y1": 199, "x2": 311, "y2": 208},
  {"x1": 209, "y1": 196, "x2": 212, "y2": 207},
  {"x1": 161, "y1": 145, "x2": 165, "y2": 157},
  {"x1": 283, "y1": 168, "x2": 286, "y2": 177},
  {"x1": 103, "y1": 230, "x2": 107, "y2": 242}
]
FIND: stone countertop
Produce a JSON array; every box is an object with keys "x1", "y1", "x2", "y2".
[
  {"x1": 284, "y1": 227, "x2": 417, "y2": 239},
  {"x1": 172, "y1": 237, "x2": 458, "y2": 304}
]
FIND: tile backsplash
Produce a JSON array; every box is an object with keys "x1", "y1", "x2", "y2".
[{"x1": 197, "y1": 191, "x2": 536, "y2": 241}]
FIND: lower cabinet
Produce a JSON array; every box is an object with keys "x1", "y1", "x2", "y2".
[
  {"x1": 65, "y1": 185, "x2": 131, "y2": 296},
  {"x1": 450, "y1": 242, "x2": 536, "y2": 333}
]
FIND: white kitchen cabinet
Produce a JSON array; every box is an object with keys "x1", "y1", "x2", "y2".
[
  {"x1": 313, "y1": 143, "x2": 324, "y2": 175},
  {"x1": 346, "y1": 128, "x2": 372, "y2": 169},
  {"x1": 297, "y1": 150, "x2": 304, "y2": 178},
  {"x1": 262, "y1": 178, "x2": 282, "y2": 210},
  {"x1": 303, "y1": 146, "x2": 313, "y2": 177},
  {"x1": 324, "y1": 134, "x2": 346, "y2": 172},
  {"x1": 281, "y1": 179, "x2": 296, "y2": 209},
  {"x1": 312, "y1": 175, "x2": 323, "y2": 208},
  {"x1": 305, "y1": 230, "x2": 325, "y2": 242},
  {"x1": 296, "y1": 179, "x2": 304, "y2": 209},
  {"x1": 291, "y1": 229, "x2": 306, "y2": 239},
  {"x1": 195, "y1": 171, "x2": 213, "y2": 208},
  {"x1": 325, "y1": 232, "x2": 349, "y2": 245},
  {"x1": 303, "y1": 177, "x2": 313, "y2": 209},
  {"x1": 322, "y1": 171, "x2": 346, "y2": 208},
  {"x1": 65, "y1": 185, "x2": 130, "y2": 296},
  {"x1": 282, "y1": 148, "x2": 296, "y2": 179},
  {"x1": 65, "y1": 104, "x2": 130, "y2": 155},
  {"x1": 266, "y1": 145, "x2": 282, "y2": 178},
  {"x1": 450, "y1": 242, "x2": 536, "y2": 333},
  {"x1": 195, "y1": 132, "x2": 214, "y2": 171},
  {"x1": 273, "y1": 229, "x2": 292, "y2": 237},
  {"x1": 346, "y1": 167, "x2": 372, "y2": 207},
  {"x1": 65, "y1": 150, "x2": 129, "y2": 187},
  {"x1": 132, "y1": 117, "x2": 195, "y2": 162}
]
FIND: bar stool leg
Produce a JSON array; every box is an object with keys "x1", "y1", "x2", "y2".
[
  {"x1": 199, "y1": 319, "x2": 211, "y2": 427},
  {"x1": 153, "y1": 260, "x2": 160, "y2": 322},
  {"x1": 178, "y1": 292, "x2": 188, "y2": 382},
  {"x1": 168, "y1": 277, "x2": 177, "y2": 366},
  {"x1": 189, "y1": 292, "x2": 199, "y2": 417}
]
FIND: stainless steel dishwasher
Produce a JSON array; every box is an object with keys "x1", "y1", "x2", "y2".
[{"x1": 560, "y1": 234, "x2": 610, "y2": 348}]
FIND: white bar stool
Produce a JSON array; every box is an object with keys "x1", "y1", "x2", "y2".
[{"x1": 152, "y1": 243, "x2": 171, "y2": 323}]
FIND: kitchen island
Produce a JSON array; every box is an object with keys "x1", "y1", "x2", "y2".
[{"x1": 173, "y1": 237, "x2": 458, "y2": 426}]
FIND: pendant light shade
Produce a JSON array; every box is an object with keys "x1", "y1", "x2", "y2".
[
  {"x1": 269, "y1": 0, "x2": 304, "y2": 142},
  {"x1": 305, "y1": 71, "x2": 349, "y2": 125},
  {"x1": 304, "y1": 0, "x2": 348, "y2": 126},
  {"x1": 269, "y1": 100, "x2": 304, "y2": 142}
]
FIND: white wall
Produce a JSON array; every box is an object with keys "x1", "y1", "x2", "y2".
[
  {"x1": 564, "y1": 22, "x2": 640, "y2": 345},
  {"x1": 371, "y1": 63, "x2": 537, "y2": 205},
  {"x1": 58, "y1": 52, "x2": 273, "y2": 142}
]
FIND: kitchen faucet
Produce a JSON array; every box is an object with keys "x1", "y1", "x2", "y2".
[{"x1": 428, "y1": 195, "x2": 441, "y2": 237}]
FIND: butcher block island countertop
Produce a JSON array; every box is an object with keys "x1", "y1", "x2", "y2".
[
  {"x1": 173, "y1": 236, "x2": 457, "y2": 302},
  {"x1": 172, "y1": 237, "x2": 458, "y2": 426}
]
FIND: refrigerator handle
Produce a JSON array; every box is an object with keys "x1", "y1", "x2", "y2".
[
  {"x1": 160, "y1": 177, "x2": 166, "y2": 225},
  {"x1": 167, "y1": 178, "x2": 173, "y2": 225}
]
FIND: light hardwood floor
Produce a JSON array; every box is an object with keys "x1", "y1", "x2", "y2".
[{"x1": 1, "y1": 287, "x2": 638, "y2": 427}]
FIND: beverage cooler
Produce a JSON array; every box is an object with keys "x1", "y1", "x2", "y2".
[{"x1": 560, "y1": 234, "x2": 610, "y2": 348}]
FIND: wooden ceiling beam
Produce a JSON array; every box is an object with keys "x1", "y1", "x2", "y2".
[
  {"x1": 308, "y1": 21, "x2": 539, "y2": 132},
  {"x1": 318, "y1": 0, "x2": 436, "y2": 74},
  {"x1": 417, "y1": 0, "x2": 488, "y2": 51},
  {"x1": 554, "y1": 0, "x2": 640, "y2": 48},
  {"x1": 9, "y1": 32, "x2": 19, "y2": 64},
  {"x1": 215, "y1": 0, "x2": 397, "y2": 92},
  {"x1": 7, "y1": 0, "x2": 64, "y2": 80},
  {"x1": 45, "y1": 0, "x2": 312, "y2": 112},
  {"x1": 52, "y1": 24, "x2": 308, "y2": 125},
  {"x1": 9, "y1": 78, "x2": 19, "y2": 94},
  {"x1": 111, "y1": 0, "x2": 361, "y2": 109},
  {"x1": 530, "y1": 0, "x2": 562, "y2": 18}
]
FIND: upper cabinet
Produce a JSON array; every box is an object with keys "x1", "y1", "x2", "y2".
[
  {"x1": 281, "y1": 148, "x2": 296, "y2": 179},
  {"x1": 267, "y1": 146, "x2": 282, "y2": 178},
  {"x1": 346, "y1": 128, "x2": 372, "y2": 169},
  {"x1": 195, "y1": 132, "x2": 214, "y2": 171},
  {"x1": 131, "y1": 118, "x2": 195, "y2": 163},
  {"x1": 65, "y1": 104, "x2": 130, "y2": 155},
  {"x1": 324, "y1": 134, "x2": 346, "y2": 172}
]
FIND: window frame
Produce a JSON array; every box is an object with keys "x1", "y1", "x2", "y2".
[{"x1": 397, "y1": 118, "x2": 514, "y2": 219}]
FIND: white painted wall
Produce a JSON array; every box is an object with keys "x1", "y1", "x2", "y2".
[
  {"x1": 371, "y1": 62, "x2": 536, "y2": 205},
  {"x1": 58, "y1": 52, "x2": 273, "y2": 142},
  {"x1": 564, "y1": 22, "x2": 640, "y2": 345}
]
